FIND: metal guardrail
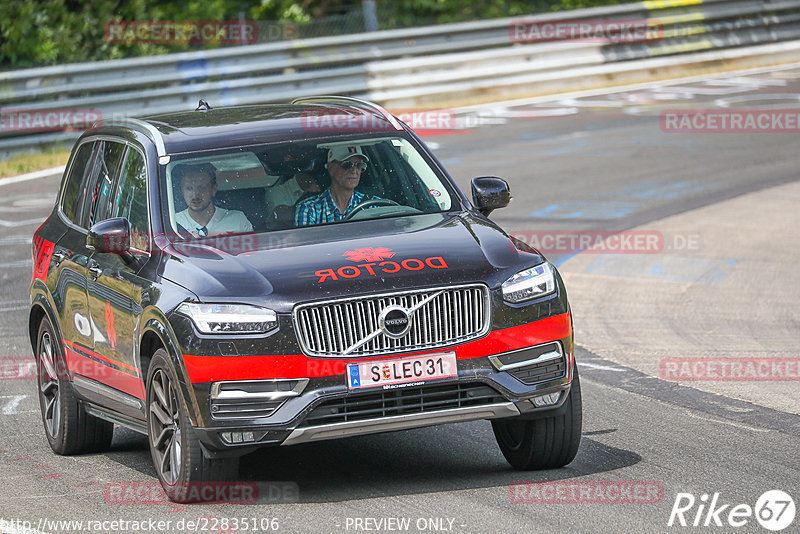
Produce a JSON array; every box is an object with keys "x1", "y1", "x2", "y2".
[{"x1": 1, "y1": 0, "x2": 800, "y2": 156}]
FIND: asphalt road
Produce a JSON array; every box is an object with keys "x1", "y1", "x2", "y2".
[{"x1": 0, "y1": 64, "x2": 799, "y2": 534}]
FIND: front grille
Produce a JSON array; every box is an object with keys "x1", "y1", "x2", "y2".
[
  {"x1": 300, "y1": 382, "x2": 505, "y2": 427},
  {"x1": 293, "y1": 284, "x2": 490, "y2": 357}
]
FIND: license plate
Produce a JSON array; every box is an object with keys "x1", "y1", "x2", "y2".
[{"x1": 346, "y1": 352, "x2": 458, "y2": 390}]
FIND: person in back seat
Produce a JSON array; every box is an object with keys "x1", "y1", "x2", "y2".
[
  {"x1": 265, "y1": 170, "x2": 321, "y2": 225},
  {"x1": 174, "y1": 163, "x2": 253, "y2": 237}
]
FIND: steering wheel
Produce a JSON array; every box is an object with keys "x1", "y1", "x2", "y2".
[{"x1": 344, "y1": 198, "x2": 401, "y2": 220}]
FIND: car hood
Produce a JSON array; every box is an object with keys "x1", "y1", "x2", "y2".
[{"x1": 160, "y1": 213, "x2": 544, "y2": 312}]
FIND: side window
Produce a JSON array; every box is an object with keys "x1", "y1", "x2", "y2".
[
  {"x1": 61, "y1": 142, "x2": 96, "y2": 225},
  {"x1": 89, "y1": 141, "x2": 126, "y2": 226},
  {"x1": 112, "y1": 148, "x2": 149, "y2": 251}
]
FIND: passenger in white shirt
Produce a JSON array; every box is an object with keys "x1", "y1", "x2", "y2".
[{"x1": 173, "y1": 163, "x2": 253, "y2": 237}]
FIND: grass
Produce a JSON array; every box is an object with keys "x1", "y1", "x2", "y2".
[{"x1": 0, "y1": 150, "x2": 70, "y2": 179}]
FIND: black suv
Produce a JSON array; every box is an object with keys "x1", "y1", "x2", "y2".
[{"x1": 29, "y1": 96, "x2": 581, "y2": 501}]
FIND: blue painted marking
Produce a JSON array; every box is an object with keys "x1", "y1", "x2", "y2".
[
  {"x1": 530, "y1": 201, "x2": 638, "y2": 220},
  {"x1": 349, "y1": 365, "x2": 360, "y2": 387},
  {"x1": 552, "y1": 250, "x2": 581, "y2": 267},
  {"x1": 601, "y1": 181, "x2": 715, "y2": 201},
  {"x1": 537, "y1": 137, "x2": 588, "y2": 156},
  {"x1": 178, "y1": 59, "x2": 209, "y2": 81},
  {"x1": 521, "y1": 132, "x2": 548, "y2": 139},
  {"x1": 649, "y1": 264, "x2": 662, "y2": 275}
]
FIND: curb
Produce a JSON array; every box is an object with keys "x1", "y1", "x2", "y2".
[{"x1": 0, "y1": 166, "x2": 66, "y2": 186}]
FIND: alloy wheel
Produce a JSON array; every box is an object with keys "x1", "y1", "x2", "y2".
[
  {"x1": 148, "y1": 368, "x2": 182, "y2": 484},
  {"x1": 38, "y1": 330, "x2": 61, "y2": 437}
]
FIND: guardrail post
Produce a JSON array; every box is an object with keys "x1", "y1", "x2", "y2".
[{"x1": 362, "y1": 0, "x2": 379, "y2": 32}]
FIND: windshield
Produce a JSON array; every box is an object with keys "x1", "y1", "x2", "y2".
[{"x1": 162, "y1": 135, "x2": 457, "y2": 239}]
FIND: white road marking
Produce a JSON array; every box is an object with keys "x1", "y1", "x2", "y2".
[
  {"x1": 0, "y1": 304, "x2": 29, "y2": 312},
  {"x1": 683, "y1": 409, "x2": 770, "y2": 433},
  {"x1": 0, "y1": 260, "x2": 32, "y2": 268},
  {"x1": 0, "y1": 395, "x2": 28, "y2": 415},
  {"x1": 0, "y1": 236, "x2": 33, "y2": 246},
  {"x1": 0, "y1": 166, "x2": 65, "y2": 187},
  {"x1": 449, "y1": 62, "x2": 800, "y2": 114},
  {"x1": 714, "y1": 92, "x2": 800, "y2": 108},
  {"x1": 0, "y1": 218, "x2": 46, "y2": 228},
  {"x1": 577, "y1": 362, "x2": 627, "y2": 372}
]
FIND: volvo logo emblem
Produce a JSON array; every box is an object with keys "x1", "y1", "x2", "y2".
[{"x1": 378, "y1": 305, "x2": 412, "y2": 339}]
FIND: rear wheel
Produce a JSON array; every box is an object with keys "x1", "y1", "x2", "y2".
[
  {"x1": 36, "y1": 317, "x2": 113, "y2": 454},
  {"x1": 146, "y1": 349, "x2": 238, "y2": 502},
  {"x1": 492, "y1": 365, "x2": 582, "y2": 470}
]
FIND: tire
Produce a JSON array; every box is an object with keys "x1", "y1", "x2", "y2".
[
  {"x1": 146, "y1": 349, "x2": 238, "y2": 503},
  {"x1": 35, "y1": 316, "x2": 114, "y2": 455},
  {"x1": 492, "y1": 365, "x2": 583, "y2": 470}
]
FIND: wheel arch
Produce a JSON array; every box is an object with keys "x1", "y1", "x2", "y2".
[
  {"x1": 139, "y1": 315, "x2": 202, "y2": 427},
  {"x1": 29, "y1": 292, "x2": 62, "y2": 357}
]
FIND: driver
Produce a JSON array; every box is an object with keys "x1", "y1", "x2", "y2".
[{"x1": 294, "y1": 146, "x2": 379, "y2": 226}]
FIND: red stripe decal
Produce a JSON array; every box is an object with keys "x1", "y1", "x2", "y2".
[
  {"x1": 65, "y1": 347, "x2": 145, "y2": 400},
  {"x1": 62, "y1": 340, "x2": 139, "y2": 373},
  {"x1": 183, "y1": 312, "x2": 572, "y2": 383}
]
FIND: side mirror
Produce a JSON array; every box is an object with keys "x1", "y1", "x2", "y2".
[
  {"x1": 471, "y1": 176, "x2": 511, "y2": 216},
  {"x1": 87, "y1": 217, "x2": 131, "y2": 254}
]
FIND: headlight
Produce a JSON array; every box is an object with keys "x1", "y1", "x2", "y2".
[
  {"x1": 177, "y1": 303, "x2": 278, "y2": 334},
  {"x1": 502, "y1": 262, "x2": 556, "y2": 303}
]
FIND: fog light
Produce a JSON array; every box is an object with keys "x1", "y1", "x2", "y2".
[
  {"x1": 532, "y1": 392, "x2": 561, "y2": 407},
  {"x1": 220, "y1": 431, "x2": 257, "y2": 444}
]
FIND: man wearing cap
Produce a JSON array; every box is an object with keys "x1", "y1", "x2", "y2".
[{"x1": 294, "y1": 145, "x2": 379, "y2": 226}]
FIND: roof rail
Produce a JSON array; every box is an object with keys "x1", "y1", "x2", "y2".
[
  {"x1": 102, "y1": 118, "x2": 167, "y2": 157},
  {"x1": 291, "y1": 95, "x2": 404, "y2": 131}
]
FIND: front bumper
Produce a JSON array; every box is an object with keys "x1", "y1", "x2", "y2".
[{"x1": 191, "y1": 335, "x2": 575, "y2": 455}]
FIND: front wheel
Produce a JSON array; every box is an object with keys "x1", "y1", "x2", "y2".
[
  {"x1": 492, "y1": 365, "x2": 582, "y2": 470},
  {"x1": 146, "y1": 349, "x2": 238, "y2": 502}
]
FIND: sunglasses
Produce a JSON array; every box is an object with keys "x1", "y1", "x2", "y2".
[{"x1": 338, "y1": 160, "x2": 367, "y2": 171}]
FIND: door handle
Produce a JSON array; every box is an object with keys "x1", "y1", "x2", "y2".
[
  {"x1": 88, "y1": 264, "x2": 103, "y2": 279},
  {"x1": 52, "y1": 252, "x2": 66, "y2": 265}
]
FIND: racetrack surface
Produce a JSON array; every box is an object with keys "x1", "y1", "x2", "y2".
[{"x1": 0, "y1": 65, "x2": 798, "y2": 533}]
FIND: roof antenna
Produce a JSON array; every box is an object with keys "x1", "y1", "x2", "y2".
[{"x1": 196, "y1": 99, "x2": 212, "y2": 111}]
